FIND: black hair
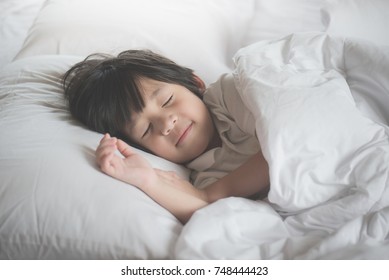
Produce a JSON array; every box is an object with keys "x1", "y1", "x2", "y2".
[{"x1": 62, "y1": 50, "x2": 202, "y2": 140}]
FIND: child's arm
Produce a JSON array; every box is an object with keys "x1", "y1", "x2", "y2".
[
  {"x1": 96, "y1": 134, "x2": 270, "y2": 224},
  {"x1": 96, "y1": 134, "x2": 208, "y2": 224},
  {"x1": 204, "y1": 152, "x2": 270, "y2": 202}
]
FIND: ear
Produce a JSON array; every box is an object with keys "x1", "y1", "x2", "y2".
[{"x1": 193, "y1": 74, "x2": 206, "y2": 95}]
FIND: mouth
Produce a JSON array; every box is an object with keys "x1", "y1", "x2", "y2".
[{"x1": 176, "y1": 123, "x2": 193, "y2": 146}]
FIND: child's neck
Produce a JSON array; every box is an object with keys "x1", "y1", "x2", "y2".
[{"x1": 206, "y1": 129, "x2": 222, "y2": 152}]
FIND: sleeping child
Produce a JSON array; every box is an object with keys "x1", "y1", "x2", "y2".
[{"x1": 62, "y1": 50, "x2": 270, "y2": 224}]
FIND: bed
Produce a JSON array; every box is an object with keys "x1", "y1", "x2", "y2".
[{"x1": 1, "y1": 0, "x2": 389, "y2": 260}]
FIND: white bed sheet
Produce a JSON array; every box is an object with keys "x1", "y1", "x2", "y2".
[
  {"x1": 0, "y1": 0, "x2": 45, "y2": 70},
  {"x1": 175, "y1": 34, "x2": 389, "y2": 259}
]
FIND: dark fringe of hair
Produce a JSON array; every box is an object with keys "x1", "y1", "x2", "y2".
[{"x1": 62, "y1": 50, "x2": 201, "y2": 140}]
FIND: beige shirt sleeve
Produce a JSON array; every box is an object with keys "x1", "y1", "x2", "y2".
[{"x1": 187, "y1": 73, "x2": 260, "y2": 189}]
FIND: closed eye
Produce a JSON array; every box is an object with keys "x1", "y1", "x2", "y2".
[
  {"x1": 141, "y1": 124, "x2": 151, "y2": 138},
  {"x1": 162, "y1": 95, "x2": 173, "y2": 107}
]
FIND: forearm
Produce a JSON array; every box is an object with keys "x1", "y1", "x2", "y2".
[
  {"x1": 140, "y1": 171, "x2": 209, "y2": 224},
  {"x1": 206, "y1": 151, "x2": 270, "y2": 202}
]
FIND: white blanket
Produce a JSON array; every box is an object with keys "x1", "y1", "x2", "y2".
[{"x1": 175, "y1": 34, "x2": 389, "y2": 259}]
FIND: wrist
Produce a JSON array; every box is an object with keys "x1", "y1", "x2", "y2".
[{"x1": 134, "y1": 169, "x2": 160, "y2": 192}]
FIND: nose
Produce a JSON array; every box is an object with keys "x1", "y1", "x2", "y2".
[{"x1": 159, "y1": 114, "x2": 177, "y2": 136}]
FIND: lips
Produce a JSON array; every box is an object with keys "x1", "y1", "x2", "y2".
[{"x1": 176, "y1": 123, "x2": 193, "y2": 146}]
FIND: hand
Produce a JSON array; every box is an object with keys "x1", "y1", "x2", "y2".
[
  {"x1": 96, "y1": 134, "x2": 209, "y2": 224},
  {"x1": 96, "y1": 134, "x2": 157, "y2": 188}
]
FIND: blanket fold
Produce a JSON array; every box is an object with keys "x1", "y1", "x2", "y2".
[{"x1": 175, "y1": 33, "x2": 389, "y2": 259}]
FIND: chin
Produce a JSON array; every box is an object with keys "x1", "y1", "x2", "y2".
[{"x1": 178, "y1": 150, "x2": 204, "y2": 164}]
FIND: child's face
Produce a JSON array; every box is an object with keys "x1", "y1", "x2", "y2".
[{"x1": 124, "y1": 77, "x2": 217, "y2": 164}]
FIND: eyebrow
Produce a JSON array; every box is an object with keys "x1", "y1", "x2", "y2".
[{"x1": 150, "y1": 87, "x2": 163, "y2": 100}]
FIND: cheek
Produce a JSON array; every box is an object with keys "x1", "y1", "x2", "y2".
[
  {"x1": 186, "y1": 98, "x2": 208, "y2": 119},
  {"x1": 142, "y1": 138, "x2": 173, "y2": 158},
  {"x1": 196, "y1": 104, "x2": 213, "y2": 130}
]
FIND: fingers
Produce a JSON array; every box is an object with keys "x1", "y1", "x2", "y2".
[
  {"x1": 116, "y1": 139, "x2": 134, "y2": 158},
  {"x1": 96, "y1": 134, "x2": 118, "y2": 170},
  {"x1": 96, "y1": 134, "x2": 138, "y2": 175},
  {"x1": 96, "y1": 134, "x2": 147, "y2": 179},
  {"x1": 98, "y1": 134, "x2": 135, "y2": 158},
  {"x1": 100, "y1": 133, "x2": 109, "y2": 143},
  {"x1": 97, "y1": 134, "x2": 116, "y2": 156}
]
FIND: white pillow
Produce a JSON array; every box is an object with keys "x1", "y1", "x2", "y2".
[
  {"x1": 14, "y1": 0, "x2": 256, "y2": 85},
  {"x1": 324, "y1": 0, "x2": 389, "y2": 47},
  {"x1": 14, "y1": 0, "x2": 334, "y2": 85},
  {"x1": 0, "y1": 55, "x2": 190, "y2": 259},
  {"x1": 243, "y1": 0, "x2": 328, "y2": 45}
]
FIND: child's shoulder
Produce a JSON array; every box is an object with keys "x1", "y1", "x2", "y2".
[{"x1": 204, "y1": 73, "x2": 241, "y2": 108}]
